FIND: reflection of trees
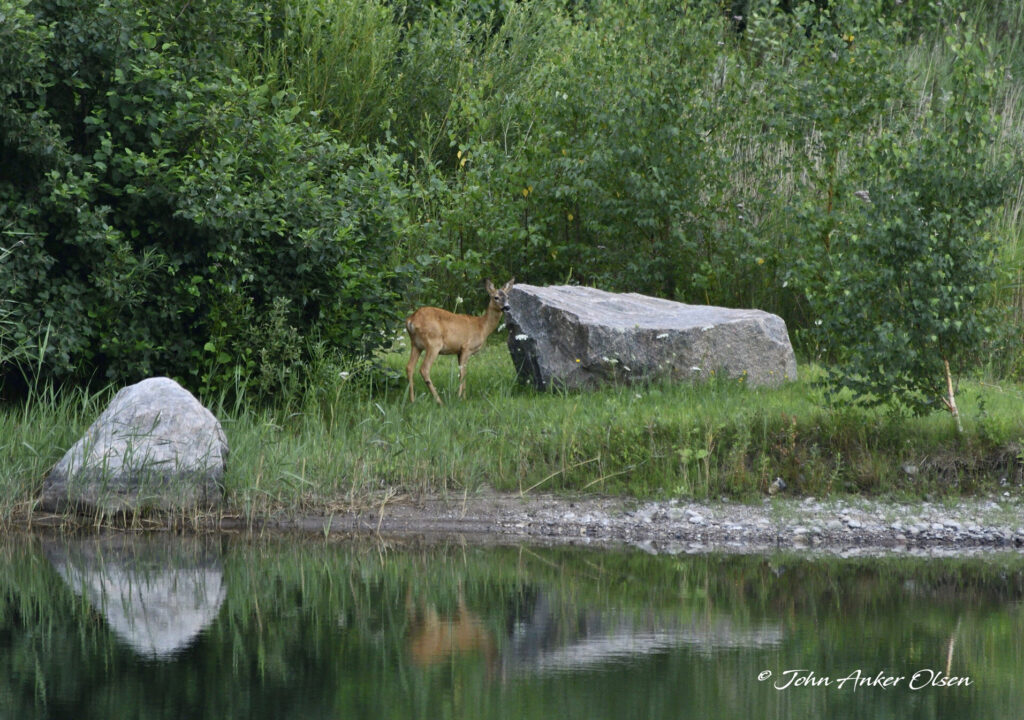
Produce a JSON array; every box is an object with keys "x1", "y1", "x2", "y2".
[{"x1": 46, "y1": 535, "x2": 226, "y2": 659}]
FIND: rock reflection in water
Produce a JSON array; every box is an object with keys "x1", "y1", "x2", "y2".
[
  {"x1": 499, "y1": 589, "x2": 782, "y2": 677},
  {"x1": 45, "y1": 534, "x2": 226, "y2": 659},
  {"x1": 405, "y1": 585, "x2": 782, "y2": 679}
]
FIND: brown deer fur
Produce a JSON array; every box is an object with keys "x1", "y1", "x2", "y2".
[{"x1": 405, "y1": 278, "x2": 514, "y2": 405}]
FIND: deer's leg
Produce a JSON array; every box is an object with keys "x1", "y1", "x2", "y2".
[
  {"x1": 457, "y1": 348, "x2": 471, "y2": 398},
  {"x1": 419, "y1": 345, "x2": 443, "y2": 405},
  {"x1": 406, "y1": 345, "x2": 421, "y2": 402}
]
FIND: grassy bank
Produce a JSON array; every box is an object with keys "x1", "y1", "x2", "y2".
[{"x1": 2, "y1": 339, "x2": 1023, "y2": 526}]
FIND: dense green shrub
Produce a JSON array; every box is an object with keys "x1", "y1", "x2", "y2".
[
  {"x1": 0, "y1": 0, "x2": 410, "y2": 396},
  {"x1": 389, "y1": 1, "x2": 742, "y2": 305},
  {"x1": 815, "y1": 22, "x2": 1012, "y2": 416},
  {"x1": 3, "y1": 0, "x2": 1023, "y2": 404}
]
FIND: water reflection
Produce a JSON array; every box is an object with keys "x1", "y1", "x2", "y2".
[
  {"x1": 406, "y1": 587, "x2": 498, "y2": 669},
  {"x1": 45, "y1": 534, "x2": 225, "y2": 659},
  {"x1": 405, "y1": 585, "x2": 782, "y2": 679},
  {"x1": 1, "y1": 538, "x2": 1021, "y2": 719},
  {"x1": 498, "y1": 589, "x2": 782, "y2": 676}
]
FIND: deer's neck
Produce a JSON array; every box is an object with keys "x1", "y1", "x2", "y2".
[{"x1": 477, "y1": 305, "x2": 503, "y2": 338}]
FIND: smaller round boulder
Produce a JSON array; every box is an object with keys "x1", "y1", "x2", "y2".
[{"x1": 40, "y1": 377, "x2": 228, "y2": 515}]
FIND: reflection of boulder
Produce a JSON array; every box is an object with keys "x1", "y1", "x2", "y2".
[
  {"x1": 501, "y1": 589, "x2": 782, "y2": 676},
  {"x1": 45, "y1": 534, "x2": 226, "y2": 659}
]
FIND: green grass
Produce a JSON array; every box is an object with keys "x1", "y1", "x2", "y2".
[
  {"x1": 225, "y1": 339, "x2": 1024, "y2": 511},
  {"x1": 5, "y1": 337, "x2": 1022, "y2": 526},
  {"x1": 0, "y1": 383, "x2": 110, "y2": 521}
]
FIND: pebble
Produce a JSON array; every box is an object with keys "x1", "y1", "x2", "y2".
[{"x1": 492, "y1": 492, "x2": 1023, "y2": 554}]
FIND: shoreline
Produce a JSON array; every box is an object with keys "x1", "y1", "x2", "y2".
[{"x1": 167, "y1": 489, "x2": 1024, "y2": 557}]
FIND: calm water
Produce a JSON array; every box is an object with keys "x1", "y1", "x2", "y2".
[{"x1": 1, "y1": 534, "x2": 1022, "y2": 719}]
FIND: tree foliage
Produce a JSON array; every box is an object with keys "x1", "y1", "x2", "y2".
[
  {"x1": 815, "y1": 20, "x2": 1011, "y2": 415},
  {"x1": 1, "y1": 0, "x2": 1021, "y2": 404},
  {"x1": 1, "y1": 0, "x2": 410, "y2": 395}
]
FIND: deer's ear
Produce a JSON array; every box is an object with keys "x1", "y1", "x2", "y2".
[
  {"x1": 485, "y1": 280, "x2": 496, "y2": 293},
  {"x1": 503, "y1": 278, "x2": 515, "y2": 290}
]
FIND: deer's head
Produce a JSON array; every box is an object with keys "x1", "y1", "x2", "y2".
[{"x1": 485, "y1": 278, "x2": 515, "y2": 313}]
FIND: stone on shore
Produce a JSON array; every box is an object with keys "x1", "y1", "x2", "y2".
[
  {"x1": 505, "y1": 284, "x2": 797, "y2": 390},
  {"x1": 40, "y1": 377, "x2": 227, "y2": 515}
]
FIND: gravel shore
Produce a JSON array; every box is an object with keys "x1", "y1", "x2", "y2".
[{"x1": 266, "y1": 489, "x2": 1024, "y2": 557}]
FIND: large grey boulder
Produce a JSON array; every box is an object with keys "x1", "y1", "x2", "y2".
[
  {"x1": 41, "y1": 377, "x2": 227, "y2": 515},
  {"x1": 505, "y1": 284, "x2": 797, "y2": 390}
]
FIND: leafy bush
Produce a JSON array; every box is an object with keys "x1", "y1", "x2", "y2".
[
  {"x1": 391, "y1": 1, "x2": 741, "y2": 305},
  {"x1": 0, "y1": 0, "x2": 410, "y2": 396},
  {"x1": 815, "y1": 21, "x2": 1013, "y2": 416},
  {"x1": 3, "y1": 0, "x2": 1023, "y2": 402}
]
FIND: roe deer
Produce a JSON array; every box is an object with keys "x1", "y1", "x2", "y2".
[{"x1": 405, "y1": 278, "x2": 514, "y2": 404}]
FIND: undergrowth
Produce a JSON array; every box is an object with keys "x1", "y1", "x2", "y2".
[{"x1": 4, "y1": 339, "x2": 1022, "y2": 527}]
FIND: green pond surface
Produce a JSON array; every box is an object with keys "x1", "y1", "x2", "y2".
[{"x1": 1, "y1": 534, "x2": 1022, "y2": 719}]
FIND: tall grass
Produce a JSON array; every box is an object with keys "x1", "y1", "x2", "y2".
[
  {"x1": 2, "y1": 337, "x2": 1023, "y2": 527},
  {"x1": 898, "y1": 9, "x2": 1024, "y2": 375},
  {"x1": 0, "y1": 384, "x2": 112, "y2": 521},
  {"x1": 237, "y1": 0, "x2": 399, "y2": 145},
  {"x1": 212, "y1": 340, "x2": 1024, "y2": 517}
]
